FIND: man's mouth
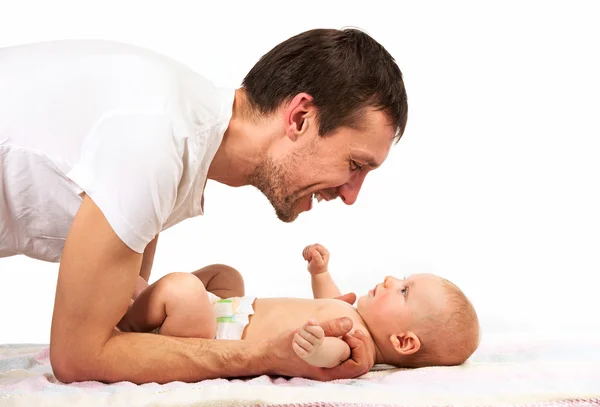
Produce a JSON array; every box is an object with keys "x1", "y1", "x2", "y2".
[{"x1": 312, "y1": 191, "x2": 326, "y2": 204}]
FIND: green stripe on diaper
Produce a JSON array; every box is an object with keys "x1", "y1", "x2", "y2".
[
  {"x1": 216, "y1": 316, "x2": 236, "y2": 323},
  {"x1": 217, "y1": 299, "x2": 232, "y2": 303}
]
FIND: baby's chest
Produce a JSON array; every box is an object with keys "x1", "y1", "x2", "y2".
[{"x1": 313, "y1": 301, "x2": 368, "y2": 335}]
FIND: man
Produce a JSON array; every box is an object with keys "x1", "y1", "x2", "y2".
[{"x1": 0, "y1": 28, "x2": 408, "y2": 383}]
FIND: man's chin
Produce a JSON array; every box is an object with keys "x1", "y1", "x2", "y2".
[
  {"x1": 275, "y1": 210, "x2": 299, "y2": 223},
  {"x1": 273, "y1": 198, "x2": 307, "y2": 223}
]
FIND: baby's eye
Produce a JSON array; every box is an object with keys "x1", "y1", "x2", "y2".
[{"x1": 401, "y1": 287, "x2": 408, "y2": 296}]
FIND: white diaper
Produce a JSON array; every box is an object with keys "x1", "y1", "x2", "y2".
[
  {"x1": 207, "y1": 292, "x2": 256, "y2": 340},
  {"x1": 150, "y1": 292, "x2": 255, "y2": 339}
]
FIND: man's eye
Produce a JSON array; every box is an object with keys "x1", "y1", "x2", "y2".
[{"x1": 350, "y1": 160, "x2": 362, "y2": 171}]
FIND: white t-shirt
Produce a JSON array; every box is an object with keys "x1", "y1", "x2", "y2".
[{"x1": 0, "y1": 40, "x2": 235, "y2": 262}]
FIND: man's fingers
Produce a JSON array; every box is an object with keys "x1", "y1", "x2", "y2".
[
  {"x1": 320, "y1": 317, "x2": 352, "y2": 337},
  {"x1": 343, "y1": 330, "x2": 375, "y2": 366},
  {"x1": 335, "y1": 292, "x2": 357, "y2": 305}
]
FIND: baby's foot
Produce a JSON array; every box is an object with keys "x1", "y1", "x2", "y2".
[{"x1": 292, "y1": 319, "x2": 325, "y2": 366}]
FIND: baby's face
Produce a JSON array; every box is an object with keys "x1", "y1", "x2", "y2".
[{"x1": 357, "y1": 273, "x2": 446, "y2": 337}]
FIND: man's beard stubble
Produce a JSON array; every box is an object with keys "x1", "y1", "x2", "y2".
[{"x1": 247, "y1": 155, "x2": 300, "y2": 223}]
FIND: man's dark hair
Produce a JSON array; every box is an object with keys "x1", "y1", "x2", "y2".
[{"x1": 242, "y1": 28, "x2": 408, "y2": 141}]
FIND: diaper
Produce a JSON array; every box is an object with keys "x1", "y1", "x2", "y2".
[
  {"x1": 150, "y1": 292, "x2": 255, "y2": 340},
  {"x1": 208, "y1": 292, "x2": 256, "y2": 340}
]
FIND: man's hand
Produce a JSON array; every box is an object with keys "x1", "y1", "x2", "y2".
[
  {"x1": 267, "y1": 317, "x2": 376, "y2": 381},
  {"x1": 302, "y1": 244, "x2": 329, "y2": 275},
  {"x1": 334, "y1": 292, "x2": 357, "y2": 305}
]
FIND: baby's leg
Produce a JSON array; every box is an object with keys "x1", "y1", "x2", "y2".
[
  {"x1": 118, "y1": 272, "x2": 216, "y2": 338},
  {"x1": 192, "y1": 264, "x2": 245, "y2": 298}
]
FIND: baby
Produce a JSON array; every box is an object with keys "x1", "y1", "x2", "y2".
[{"x1": 118, "y1": 244, "x2": 480, "y2": 370}]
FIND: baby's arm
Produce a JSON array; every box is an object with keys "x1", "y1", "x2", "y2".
[
  {"x1": 292, "y1": 319, "x2": 351, "y2": 368},
  {"x1": 303, "y1": 244, "x2": 342, "y2": 299}
]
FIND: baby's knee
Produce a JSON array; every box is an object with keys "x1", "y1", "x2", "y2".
[
  {"x1": 195, "y1": 264, "x2": 245, "y2": 297},
  {"x1": 158, "y1": 272, "x2": 207, "y2": 302},
  {"x1": 215, "y1": 264, "x2": 244, "y2": 287}
]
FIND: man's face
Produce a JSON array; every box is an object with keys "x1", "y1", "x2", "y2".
[{"x1": 250, "y1": 108, "x2": 395, "y2": 222}]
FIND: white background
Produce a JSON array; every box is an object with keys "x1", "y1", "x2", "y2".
[{"x1": 1, "y1": 0, "x2": 599, "y2": 344}]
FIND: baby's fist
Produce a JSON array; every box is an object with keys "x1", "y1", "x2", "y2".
[{"x1": 302, "y1": 244, "x2": 330, "y2": 275}]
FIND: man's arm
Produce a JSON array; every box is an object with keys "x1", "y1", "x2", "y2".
[
  {"x1": 131, "y1": 235, "x2": 158, "y2": 300},
  {"x1": 50, "y1": 196, "x2": 371, "y2": 383},
  {"x1": 50, "y1": 195, "x2": 272, "y2": 384},
  {"x1": 140, "y1": 234, "x2": 158, "y2": 282}
]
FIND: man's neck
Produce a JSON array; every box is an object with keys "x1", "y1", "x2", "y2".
[{"x1": 207, "y1": 88, "x2": 279, "y2": 187}]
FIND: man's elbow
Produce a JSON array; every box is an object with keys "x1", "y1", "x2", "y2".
[{"x1": 50, "y1": 343, "x2": 94, "y2": 383}]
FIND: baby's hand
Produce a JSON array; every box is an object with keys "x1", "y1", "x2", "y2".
[
  {"x1": 302, "y1": 244, "x2": 330, "y2": 275},
  {"x1": 292, "y1": 319, "x2": 325, "y2": 365}
]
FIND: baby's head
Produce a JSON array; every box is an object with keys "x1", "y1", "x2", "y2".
[{"x1": 357, "y1": 273, "x2": 479, "y2": 368}]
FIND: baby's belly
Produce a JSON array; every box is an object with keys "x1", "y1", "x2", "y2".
[{"x1": 242, "y1": 298, "x2": 366, "y2": 340}]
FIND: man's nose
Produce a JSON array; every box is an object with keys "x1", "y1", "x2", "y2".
[{"x1": 337, "y1": 172, "x2": 367, "y2": 205}]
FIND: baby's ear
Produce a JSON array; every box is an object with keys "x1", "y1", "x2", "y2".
[{"x1": 389, "y1": 332, "x2": 420, "y2": 356}]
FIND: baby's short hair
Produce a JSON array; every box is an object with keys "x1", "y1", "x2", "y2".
[{"x1": 403, "y1": 278, "x2": 480, "y2": 368}]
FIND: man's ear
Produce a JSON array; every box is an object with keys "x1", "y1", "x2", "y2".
[
  {"x1": 389, "y1": 332, "x2": 421, "y2": 356},
  {"x1": 282, "y1": 92, "x2": 314, "y2": 141}
]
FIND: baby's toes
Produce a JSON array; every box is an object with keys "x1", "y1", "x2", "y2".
[
  {"x1": 293, "y1": 331, "x2": 314, "y2": 354},
  {"x1": 304, "y1": 325, "x2": 325, "y2": 342},
  {"x1": 292, "y1": 341, "x2": 309, "y2": 358}
]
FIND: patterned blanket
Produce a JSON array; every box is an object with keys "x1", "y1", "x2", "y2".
[{"x1": 1, "y1": 332, "x2": 599, "y2": 406}]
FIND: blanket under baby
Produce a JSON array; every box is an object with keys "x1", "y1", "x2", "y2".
[{"x1": 1, "y1": 332, "x2": 599, "y2": 407}]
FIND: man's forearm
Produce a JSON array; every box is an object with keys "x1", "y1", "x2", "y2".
[
  {"x1": 58, "y1": 330, "x2": 271, "y2": 384},
  {"x1": 311, "y1": 272, "x2": 342, "y2": 299}
]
